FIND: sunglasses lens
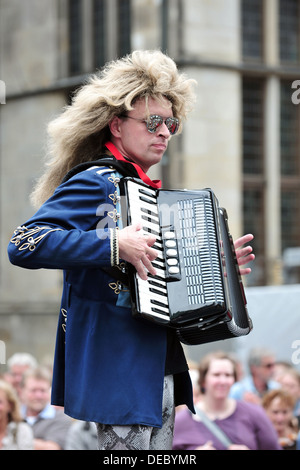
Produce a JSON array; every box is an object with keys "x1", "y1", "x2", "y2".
[
  {"x1": 166, "y1": 117, "x2": 179, "y2": 135},
  {"x1": 147, "y1": 116, "x2": 163, "y2": 133},
  {"x1": 147, "y1": 115, "x2": 179, "y2": 135}
]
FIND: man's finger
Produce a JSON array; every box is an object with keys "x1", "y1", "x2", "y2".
[{"x1": 141, "y1": 255, "x2": 157, "y2": 277}]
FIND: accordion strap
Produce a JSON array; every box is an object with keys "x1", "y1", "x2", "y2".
[{"x1": 194, "y1": 406, "x2": 232, "y2": 448}]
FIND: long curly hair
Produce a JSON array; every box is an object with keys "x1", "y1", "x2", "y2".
[{"x1": 30, "y1": 50, "x2": 197, "y2": 208}]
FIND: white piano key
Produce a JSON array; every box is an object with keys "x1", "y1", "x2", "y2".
[
  {"x1": 128, "y1": 192, "x2": 158, "y2": 209},
  {"x1": 127, "y1": 187, "x2": 158, "y2": 208},
  {"x1": 139, "y1": 289, "x2": 169, "y2": 307},
  {"x1": 154, "y1": 253, "x2": 165, "y2": 263},
  {"x1": 137, "y1": 275, "x2": 167, "y2": 289},
  {"x1": 140, "y1": 304, "x2": 169, "y2": 318},
  {"x1": 152, "y1": 258, "x2": 165, "y2": 268},
  {"x1": 128, "y1": 189, "x2": 156, "y2": 201},
  {"x1": 152, "y1": 267, "x2": 166, "y2": 279},
  {"x1": 137, "y1": 280, "x2": 167, "y2": 297},
  {"x1": 138, "y1": 294, "x2": 170, "y2": 313},
  {"x1": 141, "y1": 219, "x2": 161, "y2": 235},
  {"x1": 137, "y1": 266, "x2": 165, "y2": 279}
]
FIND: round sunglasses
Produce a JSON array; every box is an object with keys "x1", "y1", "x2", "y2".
[{"x1": 121, "y1": 114, "x2": 179, "y2": 135}]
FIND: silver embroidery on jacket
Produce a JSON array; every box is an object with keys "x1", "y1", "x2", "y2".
[{"x1": 10, "y1": 225, "x2": 63, "y2": 252}]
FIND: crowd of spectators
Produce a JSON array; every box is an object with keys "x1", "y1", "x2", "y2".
[
  {"x1": 1, "y1": 347, "x2": 299, "y2": 450},
  {"x1": 173, "y1": 347, "x2": 300, "y2": 450},
  {"x1": 0, "y1": 352, "x2": 97, "y2": 450}
]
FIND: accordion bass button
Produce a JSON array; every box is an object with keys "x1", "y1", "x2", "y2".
[
  {"x1": 166, "y1": 248, "x2": 178, "y2": 257},
  {"x1": 165, "y1": 240, "x2": 176, "y2": 248},
  {"x1": 167, "y1": 258, "x2": 178, "y2": 266},
  {"x1": 168, "y1": 266, "x2": 180, "y2": 274},
  {"x1": 164, "y1": 231, "x2": 175, "y2": 239}
]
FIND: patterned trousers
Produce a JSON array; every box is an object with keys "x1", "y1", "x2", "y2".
[{"x1": 96, "y1": 375, "x2": 175, "y2": 450}]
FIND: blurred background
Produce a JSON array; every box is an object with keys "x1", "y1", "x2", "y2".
[{"x1": 0, "y1": 0, "x2": 300, "y2": 372}]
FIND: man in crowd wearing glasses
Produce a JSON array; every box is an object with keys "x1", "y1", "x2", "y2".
[
  {"x1": 230, "y1": 347, "x2": 280, "y2": 405},
  {"x1": 8, "y1": 50, "x2": 254, "y2": 450}
]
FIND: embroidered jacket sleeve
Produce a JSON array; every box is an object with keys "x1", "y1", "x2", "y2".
[{"x1": 7, "y1": 168, "x2": 120, "y2": 270}]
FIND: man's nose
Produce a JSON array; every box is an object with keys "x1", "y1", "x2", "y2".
[{"x1": 158, "y1": 124, "x2": 171, "y2": 138}]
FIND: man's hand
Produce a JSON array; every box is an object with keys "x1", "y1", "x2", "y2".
[
  {"x1": 118, "y1": 223, "x2": 158, "y2": 280},
  {"x1": 234, "y1": 233, "x2": 255, "y2": 275}
]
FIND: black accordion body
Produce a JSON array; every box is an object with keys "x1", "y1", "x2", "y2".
[{"x1": 120, "y1": 177, "x2": 253, "y2": 346}]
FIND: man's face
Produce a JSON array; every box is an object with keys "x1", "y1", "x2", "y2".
[
  {"x1": 254, "y1": 356, "x2": 276, "y2": 383},
  {"x1": 21, "y1": 377, "x2": 50, "y2": 415},
  {"x1": 7, "y1": 364, "x2": 30, "y2": 395},
  {"x1": 110, "y1": 96, "x2": 175, "y2": 173}
]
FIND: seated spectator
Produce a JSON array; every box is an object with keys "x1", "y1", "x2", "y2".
[
  {"x1": 262, "y1": 389, "x2": 300, "y2": 450},
  {"x1": 229, "y1": 347, "x2": 280, "y2": 404},
  {"x1": 0, "y1": 380, "x2": 33, "y2": 450},
  {"x1": 4, "y1": 353, "x2": 38, "y2": 398},
  {"x1": 172, "y1": 351, "x2": 281, "y2": 450},
  {"x1": 21, "y1": 367, "x2": 72, "y2": 450}
]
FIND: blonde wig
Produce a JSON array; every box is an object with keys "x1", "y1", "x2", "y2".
[{"x1": 30, "y1": 50, "x2": 197, "y2": 208}]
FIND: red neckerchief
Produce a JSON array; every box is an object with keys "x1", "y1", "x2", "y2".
[{"x1": 105, "y1": 141, "x2": 162, "y2": 189}]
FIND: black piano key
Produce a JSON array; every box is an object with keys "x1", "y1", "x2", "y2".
[
  {"x1": 141, "y1": 207, "x2": 159, "y2": 219},
  {"x1": 141, "y1": 214, "x2": 160, "y2": 225},
  {"x1": 148, "y1": 278, "x2": 166, "y2": 289},
  {"x1": 153, "y1": 243, "x2": 163, "y2": 252},
  {"x1": 152, "y1": 261, "x2": 166, "y2": 271},
  {"x1": 151, "y1": 299, "x2": 168, "y2": 308},
  {"x1": 138, "y1": 188, "x2": 157, "y2": 199},
  {"x1": 143, "y1": 226, "x2": 160, "y2": 237},
  {"x1": 148, "y1": 273, "x2": 166, "y2": 283},
  {"x1": 139, "y1": 195, "x2": 157, "y2": 205},
  {"x1": 151, "y1": 307, "x2": 169, "y2": 317},
  {"x1": 149, "y1": 287, "x2": 168, "y2": 297}
]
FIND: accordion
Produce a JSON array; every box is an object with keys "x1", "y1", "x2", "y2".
[{"x1": 120, "y1": 177, "x2": 253, "y2": 346}]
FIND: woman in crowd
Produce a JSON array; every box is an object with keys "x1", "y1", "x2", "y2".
[
  {"x1": 262, "y1": 389, "x2": 300, "y2": 450},
  {"x1": 276, "y1": 367, "x2": 300, "y2": 421},
  {"x1": 0, "y1": 380, "x2": 33, "y2": 450},
  {"x1": 172, "y1": 351, "x2": 281, "y2": 450}
]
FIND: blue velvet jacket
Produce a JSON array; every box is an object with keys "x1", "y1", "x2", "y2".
[{"x1": 7, "y1": 159, "x2": 193, "y2": 427}]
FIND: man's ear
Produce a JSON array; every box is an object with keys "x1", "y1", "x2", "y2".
[{"x1": 109, "y1": 116, "x2": 122, "y2": 138}]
